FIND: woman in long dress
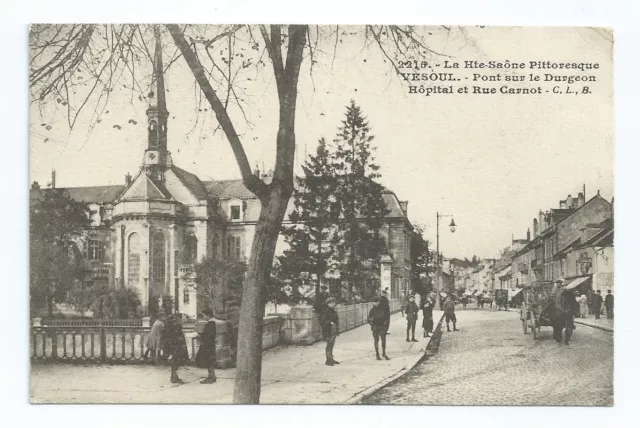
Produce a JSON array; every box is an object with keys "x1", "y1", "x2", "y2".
[
  {"x1": 421, "y1": 294, "x2": 434, "y2": 338},
  {"x1": 579, "y1": 294, "x2": 588, "y2": 318}
]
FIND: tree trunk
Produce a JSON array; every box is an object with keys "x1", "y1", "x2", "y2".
[{"x1": 233, "y1": 185, "x2": 290, "y2": 403}]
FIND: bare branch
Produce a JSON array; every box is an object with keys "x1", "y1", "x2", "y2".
[{"x1": 166, "y1": 24, "x2": 269, "y2": 200}]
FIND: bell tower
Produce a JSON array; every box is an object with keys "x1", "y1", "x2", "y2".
[{"x1": 144, "y1": 26, "x2": 170, "y2": 181}]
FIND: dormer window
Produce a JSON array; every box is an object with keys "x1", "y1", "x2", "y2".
[{"x1": 230, "y1": 204, "x2": 241, "y2": 221}]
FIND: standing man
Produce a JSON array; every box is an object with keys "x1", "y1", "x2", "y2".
[
  {"x1": 443, "y1": 294, "x2": 459, "y2": 332},
  {"x1": 164, "y1": 313, "x2": 189, "y2": 384},
  {"x1": 195, "y1": 308, "x2": 217, "y2": 384},
  {"x1": 421, "y1": 292, "x2": 435, "y2": 338},
  {"x1": 322, "y1": 297, "x2": 340, "y2": 366},
  {"x1": 405, "y1": 294, "x2": 420, "y2": 342},
  {"x1": 605, "y1": 290, "x2": 614, "y2": 319},
  {"x1": 379, "y1": 288, "x2": 391, "y2": 335},
  {"x1": 593, "y1": 290, "x2": 604, "y2": 320},
  {"x1": 368, "y1": 297, "x2": 391, "y2": 360}
]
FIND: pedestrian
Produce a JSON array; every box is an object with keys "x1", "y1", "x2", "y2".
[
  {"x1": 368, "y1": 297, "x2": 390, "y2": 360},
  {"x1": 461, "y1": 295, "x2": 468, "y2": 310},
  {"x1": 421, "y1": 293, "x2": 435, "y2": 338},
  {"x1": 194, "y1": 308, "x2": 217, "y2": 384},
  {"x1": 399, "y1": 291, "x2": 406, "y2": 318},
  {"x1": 379, "y1": 288, "x2": 391, "y2": 335},
  {"x1": 164, "y1": 313, "x2": 189, "y2": 384},
  {"x1": 322, "y1": 297, "x2": 340, "y2": 366},
  {"x1": 579, "y1": 294, "x2": 588, "y2": 318},
  {"x1": 587, "y1": 289, "x2": 593, "y2": 315},
  {"x1": 592, "y1": 290, "x2": 604, "y2": 320},
  {"x1": 605, "y1": 290, "x2": 614, "y2": 319},
  {"x1": 405, "y1": 294, "x2": 420, "y2": 342},
  {"x1": 144, "y1": 310, "x2": 166, "y2": 364},
  {"x1": 443, "y1": 294, "x2": 459, "y2": 332},
  {"x1": 574, "y1": 292, "x2": 581, "y2": 318}
]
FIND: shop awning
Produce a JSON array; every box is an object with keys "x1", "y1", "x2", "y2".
[
  {"x1": 508, "y1": 288, "x2": 523, "y2": 299},
  {"x1": 565, "y1": 276, "x2": 591, "y2": 290}
]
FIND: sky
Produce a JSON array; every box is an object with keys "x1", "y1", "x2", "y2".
[{"x1": 29, "y1": 26, "x2": 614, "y2": 260}]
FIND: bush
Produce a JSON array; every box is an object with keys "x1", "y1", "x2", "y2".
[{"x1": 91, "y1": 285, "x2": 142, "y2": 319}]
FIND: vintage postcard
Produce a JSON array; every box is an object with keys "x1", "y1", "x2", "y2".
[{"x1": 29, "y1": 25, "x2": 613, "y2": 405}]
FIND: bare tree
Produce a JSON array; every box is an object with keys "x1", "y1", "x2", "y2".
[{"x1": 30, "y1": 23, "x2": 443, "y2": 403}]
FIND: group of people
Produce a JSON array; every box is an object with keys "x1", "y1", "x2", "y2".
[
  {"x1": 320, "y1": 288, "x2": 460, "y2": 366},
  {"x1": 573, "y1": 289, "x2": 614, "y2": 320},
  {"x1": 143, "y1": 308, "x2": 219, "y2": 385}
]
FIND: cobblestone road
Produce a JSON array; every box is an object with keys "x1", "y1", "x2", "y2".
[{"x1": 365, "y1": 308, "x2": 613, "y2": 406}]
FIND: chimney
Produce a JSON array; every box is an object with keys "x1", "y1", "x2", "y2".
[
  {"x1": 527, "y1": 228, "x2": 531, "y2": 241},
  {"x1": 538, "y1": 210, "x2": 544, "y2": 232},
  {"x1": 566, "y1": 194, "x2": 573, "y2": 208},
  {"x1": 533, "y1": 218, "x2": 539, "y2": 238},
  {"x1": 51, "y1": 169, "x2": 56, "y2": 189},
  {"x1": 125, "y1": 173, "x2": 132, "y2": 186},
  {"x1": 577, "y1": 192, "x2": 585, "y2": 206},
  {"x1": 611, "y1": 197, "x2": 614, "y2": 220},
  {"x1": 31, "y1": 181, "x2": 40, "y2": 190},
  {"x1": 583, "y1": 183, "x2": 586, "y2": 201}
]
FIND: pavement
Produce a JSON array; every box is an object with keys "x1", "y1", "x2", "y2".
[
  {"x1": 30, "y1": 310, "x2": 443, "y2": 404},
  {"x1": 365, "y1": 308, "x2": 614, "y2": 406},
  {"x1": 574, "y1": 313, "x2": 614, "y2": 332}
]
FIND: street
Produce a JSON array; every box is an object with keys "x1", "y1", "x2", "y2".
[{"x1": 364, "y1": 308, "x2": 613, "y2": 406}]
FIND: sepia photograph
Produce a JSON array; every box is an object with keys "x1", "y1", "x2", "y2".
[{"x1": 26, "y1": 22, "x2": 615, "y2": 406}]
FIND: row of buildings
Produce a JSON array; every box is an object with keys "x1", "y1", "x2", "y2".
[
  {"x1": 441, "y1": 188, "x2": 614, "y2": 302},
  {"x1": 491, "y1": 189, "x2": 614, "y2": 301},
  {"x1": 30, "y1": 47, "x2": 415, "y2": 319}
]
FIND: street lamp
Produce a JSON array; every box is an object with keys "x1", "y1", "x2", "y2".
[{"x1": 436, "y1": 212, "x2": 457, "y2": 296}]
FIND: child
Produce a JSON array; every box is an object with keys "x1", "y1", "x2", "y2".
[
  {"x1": 443, "y1": 295, "x2": 459, "y2": 332},
  {"x1": 405, "y1": 294, "x2": 419, "y2": 342},
  {"x1": 144, "y1": 310, "x2": 166, "y2": 363},
  {"x1": 368, "y1": 297, "x2": 390, "y2": 360}
]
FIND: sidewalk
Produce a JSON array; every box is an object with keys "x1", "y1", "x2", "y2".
[
  {"x1": 30, "y1": 311, "x2": 443, "y2": 404},
  {"x1": 574, "y1": 313, "x2": 614, "y2": 332}
]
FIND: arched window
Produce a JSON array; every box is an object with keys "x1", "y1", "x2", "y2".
[
  {"x1": 185, "y1": 234, "x2": 198, "y2": 263},
  {"x1": 127, "y1": 233, "x2": 141, "y2": 287},
  {"x1": 151, "y1": 231, "x2": 166, "y2": 293}
]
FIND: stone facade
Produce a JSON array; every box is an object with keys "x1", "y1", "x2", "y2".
[{"x1": 30, "y1": 56, "x2": 413, "y2": 318}]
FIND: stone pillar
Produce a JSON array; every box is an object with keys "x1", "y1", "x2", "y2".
[
  {"x1": 169, "y1": 224, "x2": 177, "y2": 301},
  {"x1": 142, "y1": 223, "x2": 150, "y2": 313},
  {"x1": 288, "y1": 306, "x2": 318, "y2": 345},
  {"x1": 142, "y1": 317, "x2": 150, "y2": 328},
  {"x1": 380, "y1": 254, "x2": 393, "y2": 295}
]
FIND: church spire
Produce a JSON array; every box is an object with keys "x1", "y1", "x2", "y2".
[{"x1": 144, "y1": 25, "x2": 170, "y2": 180}]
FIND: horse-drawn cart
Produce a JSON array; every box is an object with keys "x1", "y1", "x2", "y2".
[
  {"x1": 520, "y1": 281, "x2": 555, "y2": 339},
  {"x1": 494, "y1": 289, "x2": 508, "y2": 311}
]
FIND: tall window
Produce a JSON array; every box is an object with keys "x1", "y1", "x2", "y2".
[
  {"x1": 185, "y1": 234, "x2": 198, "y2": 263},
  {"x1": 88, "y1": 239, "x2": 104, "y2": 261},
  {"x1": 127, "y1": 233, "x2": 140, "y2": 286},
  {"x1": 151, "y1": 231, "x2": 166, "y2": 293},
  {"x1": 227, "y1": 235, "x2": 242, "y2": 260}
]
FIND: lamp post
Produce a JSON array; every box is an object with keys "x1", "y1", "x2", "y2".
[{"x1": 436, "y1": 212, "x2": 457, "y2": 296}]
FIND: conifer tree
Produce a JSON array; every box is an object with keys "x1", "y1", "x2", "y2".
[
  {"x1": 333, "y1": 101, "x2": 389, "y2": 301},
  {"x1": 278, "y1": 138, "x2": 340, "y2": 309}
]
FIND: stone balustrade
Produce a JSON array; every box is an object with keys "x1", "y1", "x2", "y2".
[{"x1": 30, "y1": 300, "x2": 399, "y2": 367}]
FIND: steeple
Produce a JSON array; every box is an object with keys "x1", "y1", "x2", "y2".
[{"x1": 143, "y1": 25, "x2": 171, "y2": 181}]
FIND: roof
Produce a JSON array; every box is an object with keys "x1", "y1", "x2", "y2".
[
  {"x1": 382, "y1": 193, "x2": 408, "y2": 219},
  {"x1": 31, "y1": 185, "x2": 125, "y2": 204},
  {"x1": 203, "y1": 179, "x2": 256, "y2": 199},
  {"x1": 171, "y1": 165, "x2": 210, "y2": 200},
  {"x1": 580, "y1": 228, "x2": 614, "y2": 248}
]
